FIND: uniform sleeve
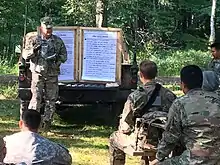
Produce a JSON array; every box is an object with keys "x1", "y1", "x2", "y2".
[
  {"x1": 118, "y1": 90, "x2": 146, "y2": 133},
  {"x1": 56, "y1": 144, "x2": 72, "y2": 165},
  {"x1": 208, "y1": 60, "x2": 214, "y2": 70},
  {"x1": 118, "y1": 98, "x2": 135, "y2": 133},
  {"x1": 156, "y1": 100, "x2": 182, "y2": 161},
  {"x1": 57, "y1": 39, "x2": 67, "y2": 64},
  {"x1": 166, "y1": 91, "x2": 177, "y2": 105},
  {"x1": 22, "y1": 37, "x2": 36, "y2": 60}
]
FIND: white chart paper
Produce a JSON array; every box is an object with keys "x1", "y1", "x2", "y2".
[
  {"x1": 53, "y1": 30, "x2": 75, "y2": 81},
  {"x1": 82, "y1": 30, "x2": 117, "y2": 82}
]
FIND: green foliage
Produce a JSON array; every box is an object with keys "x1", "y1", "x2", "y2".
[
  {"x1": 0, "y1": 56, "x2": 18, "y2": 75},
  {"x1": 137, "y1": 43, "x2": 211, "y2": 76},
  {"x1": 156, "y1": 50, "x2": 211, "y2": 76},
  {"x1": 0, "y1": 84, "x2": 18, "y2": 99},
  {"x1": 62, "y1": 0, "x2": 96, "y2": 26},
  {"x1": 0, "y1": 64, "x2": 18, "y2": 75},
  {"x1": 0, "y1": 0, "x2": 217, "y2": 73}
]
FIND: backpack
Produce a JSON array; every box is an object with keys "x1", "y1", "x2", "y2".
[{"x1": 133, "y1": 83, "x2": 168, "y2": 150}]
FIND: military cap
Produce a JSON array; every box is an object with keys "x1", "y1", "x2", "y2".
[{"x1": 40, "y1": 16, "x2": 53, "y2": 29}]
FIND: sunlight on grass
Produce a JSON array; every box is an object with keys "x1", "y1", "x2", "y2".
[
  {"x1": 0, "y1": 99, "x2": 141, "y2": 164},
  {"x1": 0, "y1": 84, "x2": 184, "y2": 165},
  {"x1": 0, "y1": 63, "x2": 18, "y2": 75},
  {"x1": 0, "y1": 84, "x2": 18, "y2": 100}
]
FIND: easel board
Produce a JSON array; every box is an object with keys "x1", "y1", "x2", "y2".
[
  {"x1": 78, "y1": 27, "x2": 122, "y2": 84},
  {"x1": 53, "y1": 26, "x2": 78, "y2": 82}
]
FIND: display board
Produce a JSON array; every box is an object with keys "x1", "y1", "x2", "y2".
[
  {"x1": 53, "y1": 27, "x2": 78, "y2": 82},
  {"x1": 79, "y1": 27, "x2": 122, "y2": 84},
  {"x1": 34, "y1": 26, "x2": 124, "y2": 83}
]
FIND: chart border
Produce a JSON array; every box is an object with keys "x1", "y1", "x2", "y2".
[
  {"x1": 78, "y1": 27, "x2": 122, "y2": 84},
  {"x1": 53, "y1": 26, "x2": 78, "y2": 82}
]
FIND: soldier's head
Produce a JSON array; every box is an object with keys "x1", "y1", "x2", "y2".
[
  {"x1": 180, "y1": 65, "x2": 203, "y2": 94},
  {"x1": 211, "y1": 42, "x2": 220, "y2": 59},
  {"x1": 139, "y1": 60, "x2": 157, "y2": 84},
  {"x1": 40, "y1": 16, "x2": 53, "y2": 39},
  {"x1": 19, "y1": 109, "x2": 41, "y2": 133}
]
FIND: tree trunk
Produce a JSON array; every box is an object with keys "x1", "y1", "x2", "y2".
[
  {"x1": 102, "y1": 0, "x2": 108, "y2": 27},
  {"x1": 209, "y1": 0, "x2": 217, "y2": 44}
]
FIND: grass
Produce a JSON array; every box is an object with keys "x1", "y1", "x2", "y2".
[
  {"x1": 0, "y1": 63, "x2": 18, "y2": 75},
  {"x1": 0, "y1": 82, "x2": 183, "y2": 165},
  {"x1": 0, "y1": 99, "x2": 142, "y2": 165},
  {"x1": 0, "y1": 84, "x2": 18, "y2": 99}
]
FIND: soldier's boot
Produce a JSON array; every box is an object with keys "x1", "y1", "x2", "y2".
[
  {"x1": 42, "y1": 121, "x2": 51, "y2": 131},
  {"x1": 40, "y1": 119, "x2": 52, "y2": 133},
  {"x1": 140, "y1": 156, "x2": 149, "y2": 165},
  {"x1": 109, "y1": 143, "x2": 125, "y2": 165},
  {"x1": 110, "y1": 159, "x2": 125, "y2": 165}
]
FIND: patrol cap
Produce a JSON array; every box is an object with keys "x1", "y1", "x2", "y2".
[{"x1": 40, "y1": 16, "x2": 53, "y2": 29}]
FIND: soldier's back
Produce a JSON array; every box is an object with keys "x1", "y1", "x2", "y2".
[
  {"x1": 130, "y1": 81, "x2": 176, "y2": 113},
  {"x1": 177, "y1": 89, "x2": 220, "y2": 164},
  {"x1": 4, "y1": 131, "x2": 72, "y2": 165}
]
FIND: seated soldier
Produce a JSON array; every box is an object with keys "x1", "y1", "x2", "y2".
[
  {"x1": 151, "y1": 65, "x2": 220, "y2": 165},
  {"x1": 3, "y1": 109, "x2": 72, "y2": 165},
  {"x1": 109, "y1": 60, "x2": 177, "y2": 165}
]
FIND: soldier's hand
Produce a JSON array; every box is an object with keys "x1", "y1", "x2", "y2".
[
  {"x1": 33, "y1": 43, "x2": 41, "y2": 53},
  {"x1": 149, "y1": 159, "x2": 159, "y2": 165}
]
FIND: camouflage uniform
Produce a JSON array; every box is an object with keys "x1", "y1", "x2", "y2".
[
  {"x1": 202, "y1": 71, "x2": 219, "y2": 92},
  {"x1": 156, "y1": 88, "x2": 220, "y2": 165},
  {"x1": 109, "y1": 81, "x2": 176, "y2": 165},
  {"x1": 3, "y1": 131, "x2": 72, "y2": 165},
  {"x1": 208, "y1": 59, "x2": 220, "y2": 80},
  {"x1": 22, "y1": 17, "x2": 67, "y2": 126}
]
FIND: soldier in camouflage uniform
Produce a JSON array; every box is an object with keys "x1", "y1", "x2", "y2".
[
  {"x1": 109, "y1": 60, "x2": 177, "y2": 165},
  {"x1": 208, "y1": 42, "x2": 220, "y2": 80},
  {"x1": 151, "y1": 65, "x2": 220, "y2": 165},
  {"x1": 22, "y1": 16, "x2": 67, "y2": 130},
  {"x1": 3, "y1": 109, "x2": 72, "y2": 165}
]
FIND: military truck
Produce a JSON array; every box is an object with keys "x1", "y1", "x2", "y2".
[{"x1": 18, "y1": 27, "x2": 138, "y2": 125}]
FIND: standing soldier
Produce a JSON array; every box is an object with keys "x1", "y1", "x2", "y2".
[
  {"x1": 22, "y1": 17, "x2": 67, "y2": 131},
  {"x1": 208, "y1": 42, "x2": 220, "y2": 80}
]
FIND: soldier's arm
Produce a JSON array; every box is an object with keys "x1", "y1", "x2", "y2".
[
  {"x1": 57, "y1": 39, "x2": 67, "y2": 65},
  {"x1": 22, "y1": 36, "x2": 38, "y2": 60},
  {"x1": 118, "y1": 98, "x2": 135, "y2": 133},
  {"x1": 118, "y1": 90, "x2": 146, "y2": 133},
  {"x1": 165, "y1": 90, "x2": 177, "y2": 111},
  {"x1": 156, "y1": 100, "x2": 182, "y2": 161},
  {"x1": 56, "y1": 144, "x2": 72, "y2": 165}
]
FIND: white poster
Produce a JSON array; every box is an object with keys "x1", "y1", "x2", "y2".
[
  {"x1": 53, "y1": 30, "x2": 75, "y2": 81},
  {"x1": 82, "y1": 30, "x2": 117, "y2": 82}
]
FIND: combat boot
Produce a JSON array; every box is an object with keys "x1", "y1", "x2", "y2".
[
  {"x1": 42, "y1": 121, "x2": 51, "y2": 131},
  {"x1": 40, "y1": 120, "x2": 53, "y2": 134},
  {"x1": 110, "y1": 158, "x2": 125, "y2": 165}
]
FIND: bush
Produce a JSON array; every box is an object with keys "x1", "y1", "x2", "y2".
[{"x1": 137, "y1": 47, "x2": 211, "y2": 76}]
